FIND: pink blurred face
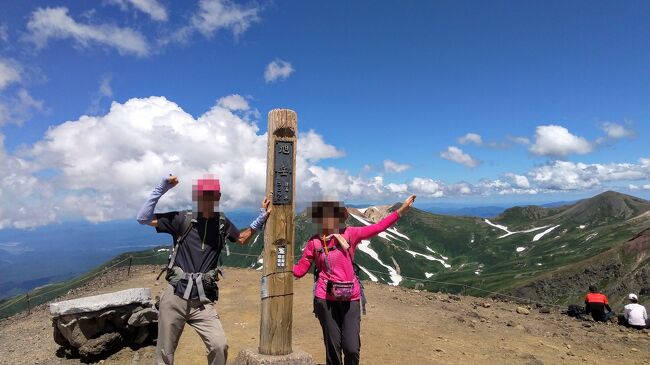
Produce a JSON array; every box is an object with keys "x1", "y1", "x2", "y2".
[{"x1": 192, "y1": 175, "x2": 221, "y2": 215}]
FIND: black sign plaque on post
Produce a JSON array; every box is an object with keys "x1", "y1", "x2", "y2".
[{"x1": 273, "y1": 141, "x2": 293, "y2": 205}]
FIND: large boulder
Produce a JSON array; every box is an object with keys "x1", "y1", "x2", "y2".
[{"x1": 50, "y1": 288, "x2": 158, "y2": 360}]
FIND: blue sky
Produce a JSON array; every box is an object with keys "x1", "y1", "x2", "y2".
[{"x1": 0, "y1": 0, "x2": 649, "y2": 229}]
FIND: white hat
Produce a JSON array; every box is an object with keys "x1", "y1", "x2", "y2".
[{"x1": 629, "y1": 293, "x2": 638, "y2": 301}]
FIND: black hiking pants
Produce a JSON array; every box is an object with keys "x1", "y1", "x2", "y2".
[{"x1": 314, "y1": 298, "x2": 361, "y2": 365}]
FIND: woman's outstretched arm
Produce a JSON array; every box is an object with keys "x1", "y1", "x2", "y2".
[{"x1": 351, "y1": 195, "x2": 416, "y2": 242}]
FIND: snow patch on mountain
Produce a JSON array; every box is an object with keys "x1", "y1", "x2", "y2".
[
  {"x1": 358, "y1": 265, "x2": 378, "y2": 282},
  {"x1": 357, "y1": 239, "x2": 402, "y2": 286},
  {"x1": 387, "y1": 227, "x2": 410, "y2": 240},
  {"x1": 404, "y1": 249, "x2": 451, "y2": 268},
  {"x1": 484, "y1": 219, "x2": 550, "y2": 239},
  {"x1": 532, "y1": 225, "x2": 560, "y2": 242},
  {"x1": 425, "y1": 247, "x2": 449, "y2": 261}
]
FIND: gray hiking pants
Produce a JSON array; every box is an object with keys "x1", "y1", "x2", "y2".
[
  {"x1": 314, "y1": 298, "x2": 361, "y2": 365},
  {"x1": 155, "y1": 284, "x2": 228, "y2": 365}
]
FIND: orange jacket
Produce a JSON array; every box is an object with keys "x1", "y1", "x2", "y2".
[{"x1": 585, "y1": 292, "x2": 609, "y2": 304}]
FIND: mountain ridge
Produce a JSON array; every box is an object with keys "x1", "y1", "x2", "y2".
[{"x1": 2, "y1": 190, "x2": 649, "y2": 320}]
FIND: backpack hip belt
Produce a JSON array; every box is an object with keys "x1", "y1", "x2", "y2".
[{"x1": 166, "y1": 266, "x2": 221, "y2": 305}]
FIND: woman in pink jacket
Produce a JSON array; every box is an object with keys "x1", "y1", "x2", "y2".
[{"x1": 294, "y1": 195, "x2": 416, "y2": 365}]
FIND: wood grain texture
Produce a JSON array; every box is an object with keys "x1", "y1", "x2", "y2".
[{"x1": 259, "y1": 109, "x2": 297, "y2": 355}]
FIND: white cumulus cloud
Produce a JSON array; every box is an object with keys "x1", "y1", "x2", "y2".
[
  {"x1": 0, "y1": 59, "x2": 44, "y2": 127},
  {"x1": 386, "y1": 183, "x2": 408, "y2": 194},
  {"x1": 165, "y1": 0, "x2": 260, "y2": 44},
  {"x1": 0, "y1": 58, "x2": 21, "y2": 90},
  {"x1": 383, "y1": 160, "x2": 411, "y2": 173},
  {"x1": 0, "y1": 95, "x2": 356, "y2": 228},
  {"x1": 265, "y1": 59, "x2": 295, "y2": 83},
  {"x1": 109, "y1": 0, "x2": 168, "y2": 21},
  {"x1": 25, "y1": 7, "x2": 150, "y2": 57},
  {"x1": 2, "y1": 94, "x2": 649, "y2": 229},
  {"x1": 88, "y1": 74, "x2": 114, "y2": 114},
  {"x1": 529, "y1": 125, "x2": 593, "y2": 157},
  {"x1": 600, "y1": 122, "x2": 635, "y2": 139},
  {"x1": 440, "y1": 146, "x2": 480, "y2": 168},
  {"x1": 409, "y1": 177, "x2": 444, "y2": 198},
  {"x1": 458, "y1": 133, "x2": 483, "y2": 145},
  {"x1": 528, "y1": 160, "x2": 650, "y2": 191},
  {"x1": 299, "y1": 130, "x2": 345, "y2": 162},
  {"x1": 504, "y1": 173, "x2": 531, "y2": 189},
  {"x1": 216, "y1": 94, "x2": 249, "y2": 111}
]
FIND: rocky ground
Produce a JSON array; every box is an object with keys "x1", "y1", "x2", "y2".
[{"x1": 1, "y1": 265, "x2": 650, "y2": 364}]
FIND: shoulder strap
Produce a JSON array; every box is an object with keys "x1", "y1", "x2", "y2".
[
  {"x1": 218, "y1": 214, "x2": 227, "y2": 240},
  {"x1": 167, "y1": 211, "x2": 196, "y2": 270},
  {"x1": 213, "y1": 213, "x2": 228, "y2": 279}
]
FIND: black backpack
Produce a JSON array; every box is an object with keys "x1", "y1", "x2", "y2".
[
  {"x1": 566, "y1": 304, "x2": 586, "y2": 317},
  {"x1": 156, "y1": 211, "x2": 228, "y2": 281}
]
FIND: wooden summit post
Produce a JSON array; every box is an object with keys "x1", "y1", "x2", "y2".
[{"x1": 259, "y1": 109, "x2": 297, "y2": 355}]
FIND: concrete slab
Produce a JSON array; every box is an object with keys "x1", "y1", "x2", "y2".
[{"x1": 49, "y1": 288, "x2": 152, "y2": 316}]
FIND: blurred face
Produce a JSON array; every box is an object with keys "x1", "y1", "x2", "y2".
[
  {"x1": 309, "y1": 201, "x2": 347, "y2": 234},
  {"x1": 192, "y1": 176, "x2": 221, "y2": 217},
  {"x1": 321, "y1": 213, "x2": 339, "y2": 232},
  {"x1": 197, "y1": 191, "x2": 221, "y2": 214}
]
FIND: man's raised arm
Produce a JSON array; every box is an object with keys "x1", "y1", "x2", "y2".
[{"x1": 136, "y1": 175, "x2": 178, "y2": 227}]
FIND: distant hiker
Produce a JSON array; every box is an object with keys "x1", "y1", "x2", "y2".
[
  {"x1": 137, "y1": 174, "x2": 270, "y2": 365},
  {"x1": 622, "y1": 293, "x2": 648, "y2": 330},
  {"x1": 294, "y1": 195, "x2": 416, "y2": 365},
  {"x1": 584, "y1": 285, "x2": 614, "y2": 322}
]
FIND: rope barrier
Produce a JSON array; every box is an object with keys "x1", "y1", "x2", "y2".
[
  {"x1": 0, "y1": 251, "x2": 169, "y2": 311},
  {"x1": 1, "y1": 245, "x2": 566, "y2": 315}
]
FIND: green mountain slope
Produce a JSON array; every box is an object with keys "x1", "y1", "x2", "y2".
[
  {"x1": 3, "y1": 190, "x2": 648, "y2": 320},
  {"x1": 226, "y1": 190, "x2": 650, "y2": 306}
]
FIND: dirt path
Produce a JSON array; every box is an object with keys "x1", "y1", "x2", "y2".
[{"x1": 1, "y1": 266, "x2": 650, "y2": 364}]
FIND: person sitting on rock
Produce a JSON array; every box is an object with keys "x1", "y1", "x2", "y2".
[
  {"x1": 623, "y1": 293, "x2": 648, "y2": 330},
  {"x1": 137, "y1": 174, "x2": 271, "y2": 365},
  {"x1": 584, "y1": 285, "x2": 614, "y2": 322}
]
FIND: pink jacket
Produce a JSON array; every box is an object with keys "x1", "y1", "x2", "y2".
[{"x1": 293, "y1": 211, "x2": 400, "y2": 301}]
